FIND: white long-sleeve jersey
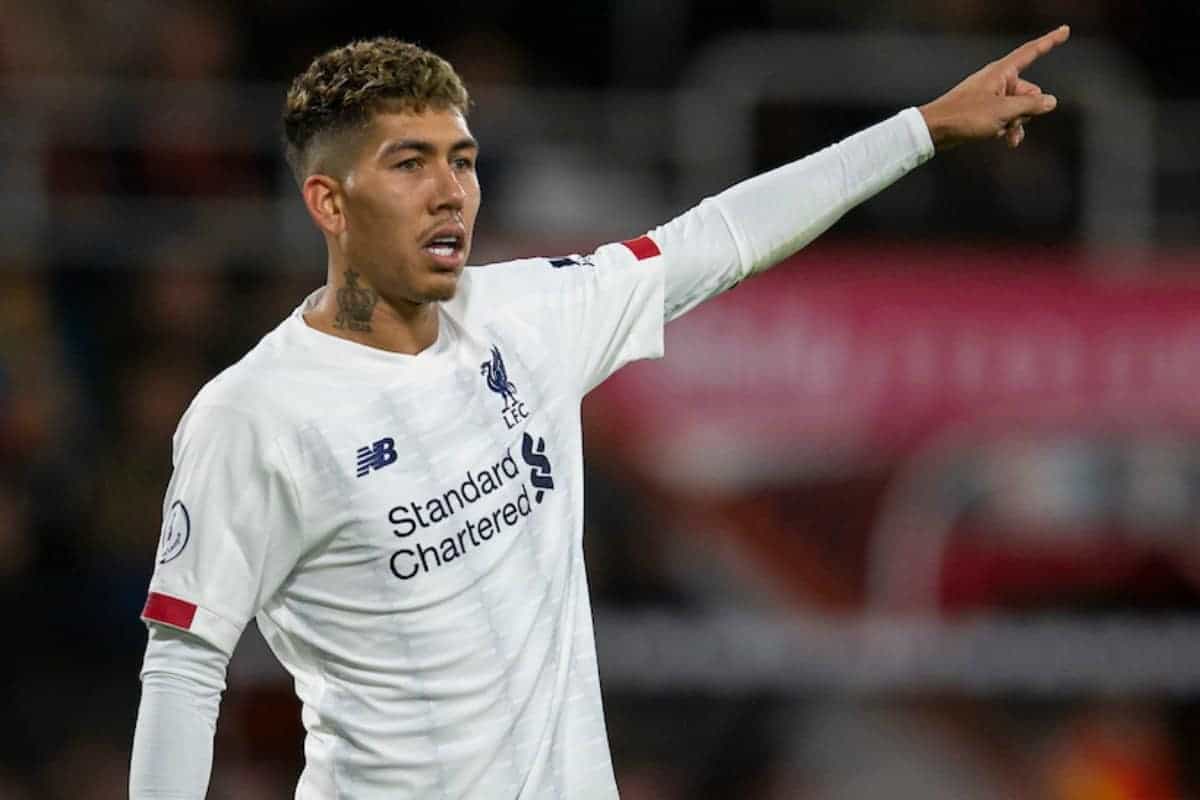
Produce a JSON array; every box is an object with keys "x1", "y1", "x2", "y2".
[{"x1": 130, "y1": 108, "x2": 933, "y2": 799}]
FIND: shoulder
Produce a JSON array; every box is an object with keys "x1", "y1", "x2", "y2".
[
  {"x1": 457, "y1": 255, "x2": 556, "y2": 292},
  {"x1": 451, "y1": 240, "x2": 658, "y2": 314},
  {"x1": 445, "y1": 257, "x2": 550, "y2": 320},
  {"x1": 175, "y1": 321, "x2": 312, "y2": 446},
  {"x1": 465, "y1": 240, "x2": 656, "y2": 286}
]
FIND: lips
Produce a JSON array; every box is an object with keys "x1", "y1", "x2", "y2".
[{"x1": 420, "y1": 222, "x2": 468, "y2": 270}]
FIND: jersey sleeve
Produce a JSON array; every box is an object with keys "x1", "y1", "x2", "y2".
[
  {"x1": 464, "y1": 109, "x2": 932, "y2": 395},
  {"x1": 129, "y1": 625, "x2": 228, "y2": 799},
  {"x1": 140, "y1": 404, "x2": 304, "y2": 657},
  {"x1": 653, "y1": 107, "x2": 935, "y2": 321},
  {"x1": 557, "y1": 237, "x2": 668, "y2": 394}
]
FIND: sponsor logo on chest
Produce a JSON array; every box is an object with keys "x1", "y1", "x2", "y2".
[
  {"x1": 344, "y1": 340, "x2": 558, "y2": 581},
  {"x1": 386, "y1": 432, "x2": 556, "y2": 581}
]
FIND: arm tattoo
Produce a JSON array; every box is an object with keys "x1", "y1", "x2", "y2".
[{"x1": 335, "y1": 270, "x2": 379, "y2": 332}]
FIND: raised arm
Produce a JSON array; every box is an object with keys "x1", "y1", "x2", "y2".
[{"x1": 651, "y1": 26, "x2": 1071, "y2": 320}]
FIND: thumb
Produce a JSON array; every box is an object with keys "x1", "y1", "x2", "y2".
[{"x1": 1003, "y1": 92, "x2": 1057, "y2": 122}]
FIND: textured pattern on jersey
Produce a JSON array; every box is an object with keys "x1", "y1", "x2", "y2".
[{"x1": 143, "y1": 246, "x2": 666, "y2": 799}]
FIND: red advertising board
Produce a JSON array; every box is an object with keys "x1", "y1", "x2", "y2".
[{"x1": 589, "y1": 246, "x2": 1200, "y2": 490}]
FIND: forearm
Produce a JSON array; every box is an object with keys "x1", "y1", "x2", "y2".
[
  {"x1": 130, "y1": 625, "x2": 229, "y2": 799},
  {"x1": 656, "y1": 107, "x2": 934, "y2": 319}
]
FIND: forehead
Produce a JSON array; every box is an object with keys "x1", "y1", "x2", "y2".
[{"x1": 363, "y1": 107, "x2": 475, "y2": 153}]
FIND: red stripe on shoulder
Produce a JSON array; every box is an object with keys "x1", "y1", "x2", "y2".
[
  {"x1": 620, "y1": 235, "x2": 661, "y2": 261},
  {"x1": 142, "y1": 592, "x2": 197, "y2": 629}
]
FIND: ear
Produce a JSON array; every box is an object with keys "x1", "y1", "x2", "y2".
[{"x1": 302, "y1": 174, "x2": 345, "y2": 237}]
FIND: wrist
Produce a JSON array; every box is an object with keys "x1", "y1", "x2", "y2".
[{"x1": 918, "y1": 102, "x2": 952, "y2": 151}]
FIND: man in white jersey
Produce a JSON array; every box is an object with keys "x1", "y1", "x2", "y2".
[{"x1": 130, "y1": 27, "x2": 1070, "y2": 798}]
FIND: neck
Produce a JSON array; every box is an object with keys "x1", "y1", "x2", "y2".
[{"x1": 304, "y1": 265, "x2": 439, "y2": 356}]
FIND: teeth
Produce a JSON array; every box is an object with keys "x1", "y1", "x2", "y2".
[{"x1": 425, "y1": 233, "x2": 460, "y2": 258}]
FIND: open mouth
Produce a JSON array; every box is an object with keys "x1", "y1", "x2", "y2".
[
  {"x1": 424, "y1": 235, "x2": 462, "y2": 258},
  {"x1": 421, "y1": 223, "x2": 468, "y2": 269}
]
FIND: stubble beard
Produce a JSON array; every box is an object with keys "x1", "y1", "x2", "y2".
[{"x1": 421, "y1": 270, "x2": 461, "y2": 303}]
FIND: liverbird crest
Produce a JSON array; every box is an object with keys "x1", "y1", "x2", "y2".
[{"x1": 480, "y1": 345, "x2": 519, "y2": 411}]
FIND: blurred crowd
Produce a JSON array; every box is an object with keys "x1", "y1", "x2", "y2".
[
  {"x1": 4, "y1": 1, "x2": 1200, "y2": 798},
  {"x1": 4, "y1": 0, "x2": 1199, "y2": 94}
]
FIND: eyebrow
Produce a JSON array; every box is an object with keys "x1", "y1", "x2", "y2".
[{"x1": 377, "y1": 137, "x2": 479, "y2": 161}]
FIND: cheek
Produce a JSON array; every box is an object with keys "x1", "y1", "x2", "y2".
[
  {"x1": 355, "y1": 193, "x2": 414, "y2": 238},
  {"x1": 465, "y1": 179, "x2": 483, "y2": 217}
]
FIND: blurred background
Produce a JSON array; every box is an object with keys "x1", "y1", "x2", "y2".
[{"x1": 4, "y1": 1, "x2": 1200, "y2": 797}]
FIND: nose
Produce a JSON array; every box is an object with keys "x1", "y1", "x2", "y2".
[{"x1": 430, "y1": 164, "x2": 466, "y2": 213}]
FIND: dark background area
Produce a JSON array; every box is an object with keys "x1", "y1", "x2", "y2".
[{"x1": 4, "y1": 1, "x2": 1200, "y2": 798}]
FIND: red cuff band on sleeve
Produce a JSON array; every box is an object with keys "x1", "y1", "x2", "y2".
[
  {"x1": 142, "y1": 592, "x2": 197, "y2": 630},
  {"x1": 621, "y1": 235, "x2": 661, "y2": 261}
]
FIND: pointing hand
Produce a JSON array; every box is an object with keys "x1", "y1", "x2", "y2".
[{"x1": 919, "y1": 25, "x2": 1070, "y2": 151}]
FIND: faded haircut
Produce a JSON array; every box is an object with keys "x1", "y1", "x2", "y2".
[{"x1": 282, "y1": 38, "x2": 470, "y2": 185}]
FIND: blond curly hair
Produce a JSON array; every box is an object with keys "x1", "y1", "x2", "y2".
[{"x1": 283, "y1": 38, "x2": 470, "y2": 184}]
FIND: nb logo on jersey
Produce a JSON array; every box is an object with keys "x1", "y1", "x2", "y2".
[
  {"x1": 356, "y1": 437, "x2": 398, "y2": 478},
  {"x1": 521, "y1": 433, "x2": 555, "y2": 504},
  {"x1": 480, "y1": 345, "x2": 530, "y2": 429}
]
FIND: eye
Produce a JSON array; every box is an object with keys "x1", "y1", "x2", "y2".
[
  {"x1": 453, "y1": 156, "x2": 475, "y2": 171},
  {"x1": 393, "y1": 158, "x2": 421, "y2": 171}
]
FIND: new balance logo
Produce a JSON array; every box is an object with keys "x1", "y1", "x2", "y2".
[{"x1": 356, "y1": 437, "x2": 398, "y2": 477}]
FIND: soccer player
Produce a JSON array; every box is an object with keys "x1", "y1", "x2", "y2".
[{"x1": 130, "y1": 26, "x2": 1070, "y2": 799}]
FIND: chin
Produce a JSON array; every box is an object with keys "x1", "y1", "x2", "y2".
[{"x1": 423, "y1": 275, "x2": 460, "y2": 303}]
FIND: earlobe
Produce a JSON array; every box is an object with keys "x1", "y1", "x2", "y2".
[{"x1": 302, "y1": 175, "x2": 344, "y2": 236}]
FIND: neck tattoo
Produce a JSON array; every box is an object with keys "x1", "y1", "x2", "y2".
[{"x1": 334, "y1": 270, "x2": 379, "y2": 332}]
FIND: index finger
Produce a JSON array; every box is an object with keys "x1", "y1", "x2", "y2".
[{"x1": 1000, "y1": 25, "x2": 1070, "y2": 73}]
